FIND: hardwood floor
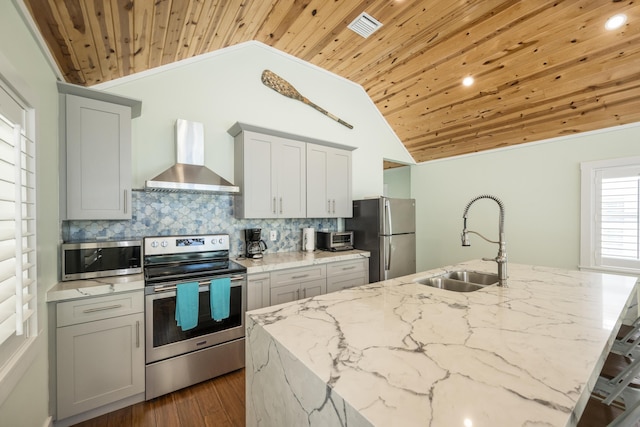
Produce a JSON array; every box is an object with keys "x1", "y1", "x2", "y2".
[{"x1": 73, "y1": 369, "x2": 245, "y2": 427}]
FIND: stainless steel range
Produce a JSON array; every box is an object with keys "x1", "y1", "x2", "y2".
[{"x1": 143, "y1": 234, "x2": 247, "y2": 400}]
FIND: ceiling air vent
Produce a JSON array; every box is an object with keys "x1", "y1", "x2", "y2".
[{"x1": 348, "y1": 12, "x2": 383, "y2": 38}]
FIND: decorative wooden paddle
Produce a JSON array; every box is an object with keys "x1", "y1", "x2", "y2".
[{"x1": 261, "y1": 69, "x2": 354, "y2": 129}]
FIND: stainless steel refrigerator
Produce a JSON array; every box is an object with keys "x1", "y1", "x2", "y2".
[{"x1": 345, "y1": 197, "x2": 416, "y2": 282}]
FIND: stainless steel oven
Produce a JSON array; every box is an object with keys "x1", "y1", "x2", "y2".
[{"x1": 143, "y1": 234, "x2": 247, "y2": 400}]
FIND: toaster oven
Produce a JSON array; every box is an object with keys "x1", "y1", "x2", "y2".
[{"x1": 316, "y1": 231, "x2": 354, "y2": 251}]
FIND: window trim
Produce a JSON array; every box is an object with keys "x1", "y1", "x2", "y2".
[
  {"x1": 0, "y1": 76, "x2": 38, "y2": 406},
  {"x1": 580, "y1": 156, "x2": 640, "y2": 274}
]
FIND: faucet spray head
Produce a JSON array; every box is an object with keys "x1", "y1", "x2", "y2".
[
  {"x1": 461, "y1": 231, "x2": 470, "y2": 246},
  {"x1": 461, "y1": 217, "x2": 470, "y2": 246}
]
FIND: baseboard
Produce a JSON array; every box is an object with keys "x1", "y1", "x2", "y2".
[{"x1": 53, "y1": 392, "x2": 145, "y2": 427}]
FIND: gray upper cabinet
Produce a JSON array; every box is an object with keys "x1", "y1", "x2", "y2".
[
  {"x1": 58, "y1": 82, "x2": 141, "y2": 221},
  {"x1": 229, "y1": 122, "x2": 355, "y2": 219},
  {"x1": 65, "y1": 94, "x2": 132, "y2": 220},
  {"x1": 307, "y1": 143, "x2": 352, "y2": 218},
  {"x1": 233, "y1": 130, "x2": 306, "y2": 219}
]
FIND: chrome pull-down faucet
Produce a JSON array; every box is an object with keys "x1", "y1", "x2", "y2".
[{"x1": 461, "y1": 195, "x2": 507, "y2": 287}]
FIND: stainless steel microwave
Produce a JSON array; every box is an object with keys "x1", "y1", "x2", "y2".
[
  {"x1": 61, "y1": 240, "x2": 142, "y2": 281},
  {"x1": 316, "y1": 231, "x2": 354, "y2": 251}
]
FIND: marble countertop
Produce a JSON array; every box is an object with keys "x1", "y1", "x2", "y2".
[
  {"x1": 234, "y1": 249, "x2": 370, "y2": 274},
  {"x1": 47, "y1": 273, "x2": 145, "y2": 302},
  {"x1": 47, "y1": 250, "x2": 370, "y2": 302},
  {"x1": 246, "y1": 260, "x2": 639, "y2": 427}
]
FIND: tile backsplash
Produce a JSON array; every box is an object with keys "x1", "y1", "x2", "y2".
[{"x1": 62, "y1": 190, "x2": 337, "y2": 257}]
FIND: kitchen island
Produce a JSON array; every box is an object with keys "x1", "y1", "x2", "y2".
[{"x1": 246, "y1": 260, "x2": 639, "y2": 427}]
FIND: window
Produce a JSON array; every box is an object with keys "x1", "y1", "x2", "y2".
[
  {"x1": 581, "y1": 157, "x2": 640, "y2": 273},
  {"x1": 0, "y1": 84, "x2": 37, "y2": 371}
]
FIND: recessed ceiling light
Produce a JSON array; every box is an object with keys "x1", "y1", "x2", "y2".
[
  {"x1": 462, "y1": 76, "x2": 474, "y2": 87},
  {"x1": 605, "y1": 14, "x2": 627, "y2": 30},
  {"x1": 348, "y1": 12, "x2": 383, "y2": 38}
]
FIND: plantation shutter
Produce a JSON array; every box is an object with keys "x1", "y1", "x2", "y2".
[
  {"x1": 0, "y1": 85, "x2": 36, "y2": 348},
  {"x1": 595, "y1": 166, "x2": 640, "y2": 270}
]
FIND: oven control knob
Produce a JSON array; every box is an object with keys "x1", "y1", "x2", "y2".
[
  {"x1": 150, "y1": 241, "x2": 159, "y2": 248},
  {"x1": 161, "y1": 240, "x2": 168, "y2": 247}
]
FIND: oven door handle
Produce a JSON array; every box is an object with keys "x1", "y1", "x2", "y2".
[{"x1": 151, "y1": 275, "x2": 245, "y2": 293}]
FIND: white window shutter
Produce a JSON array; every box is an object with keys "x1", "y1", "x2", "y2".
[
  {"x1": 0, "y1": 93, "x2": 37, "y2": 348},
  {"x1": 596, "y1": 166, "x2": 640, "y2": 270}
]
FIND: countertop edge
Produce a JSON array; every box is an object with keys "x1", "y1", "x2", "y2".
[
  {"x1": 47, "y1": 274, "x2": 145, "y2": 303},
  {"x1": 235, "y1": 249, "x2": 370, "y2": 274}
]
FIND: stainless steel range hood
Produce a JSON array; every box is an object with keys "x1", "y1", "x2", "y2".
[{"x1": 145, "y1": 119, "x2": 240, "y2": 194}]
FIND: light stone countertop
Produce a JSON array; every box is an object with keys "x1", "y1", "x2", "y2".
[
  {"x1": 47, "y1": 273, "x2": 145, "y2": 302},
  {"x1": 47, "y1": 250, "x2": 370, "y2": 302},
  {"x1": 234, "y1": 249, "x2": 370, "y2": 274},
  {"x1": 246, "y1": 260, "x2": 639, "y2": 427}
]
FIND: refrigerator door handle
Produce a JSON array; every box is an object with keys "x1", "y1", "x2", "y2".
[
  {"x1": 384, "y1": 198, "x2": 393, "y2": 235},
  {"x1": 385, "y1": 235, "x2": 392, "y2": 273}
]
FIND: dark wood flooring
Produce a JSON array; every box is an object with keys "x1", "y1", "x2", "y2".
[{"x1": 73, "y1": 369, "x2": 245, "y2": 427}]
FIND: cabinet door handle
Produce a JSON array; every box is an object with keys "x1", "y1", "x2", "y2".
[
  {"x1": 136, "y1": 320, "x2": 140, "y2": 348},
  {"x1": 279, "y1": 197, "x2": 283, "y2": 214},
  {"x1": 273, "y1": 197, "x2": 276, "y2": 214},
  {"x1": 123, "y1": 189, "x2": 127, "y2": 213},
  {"x1": 302, "y1": 288, "x2": 306, "y2": 298},
  {"x1": 292, "y1": 274, "x2": 309, "y2": 279},
  {"x1": 327, "y1": 200, "x2": 331, "y2": 213},
  {"x1": 296, "y1": 289, "x2": 300, "y2": 299},
  {"x1": 82, "y1": 304, "x2": 123, "y2": 314},
  {"x1": 332, "y1": 199, "x2": 336, "y2": 214}
]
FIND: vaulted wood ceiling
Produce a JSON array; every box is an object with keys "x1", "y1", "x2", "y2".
[{"x1": 22, "y1": 0, "x2": 640, "y2": 165}]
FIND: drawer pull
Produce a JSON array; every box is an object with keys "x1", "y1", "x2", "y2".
[
  {"x1": 82, "y1": 304, "x2": 123, "y2": 314},
  {"x1": 292, "y1": 274, "x2": 309, "y2": 279},
  {"x1": 341, "y1": 266, "x2": 356, "y2": 271}
]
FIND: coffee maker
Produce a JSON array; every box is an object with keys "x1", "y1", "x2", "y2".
[{"x1": 245, "y1": 228, "x2": 268, "y2": 259}]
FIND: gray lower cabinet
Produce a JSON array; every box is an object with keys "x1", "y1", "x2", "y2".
[
  {"x1": 326, "y1": 259, "x2": 369, "y2": 293},
  {"x1": 247, "y1": 272, "x2": 271, "y2": 311},
  {"x1": 56, "y1": 291, "x2": 145, "y2": 421},
  {"x1": 269, "y1": 264, "x2": 327, "y2": 306},
  {"x1": 252, "y1": 258, "x2": 370, "y2": 309}
]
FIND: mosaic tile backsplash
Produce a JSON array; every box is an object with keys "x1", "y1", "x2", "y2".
[{"x1": 62, "y1": 190, "x2": 338, "y2": 258}]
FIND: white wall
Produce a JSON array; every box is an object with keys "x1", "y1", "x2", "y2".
[
  {"x1": 0, "y1": 1, "x2": 61, "y2": 426},
  {"x1": 383, "y1": 166, "x2": 411, "y2": 198},
  {"x1": 95, "y1": 41, "x2": 413, "y2": 200},
  {"x1": 412, "y1": 122, "x2": 640, "y2": 272}
]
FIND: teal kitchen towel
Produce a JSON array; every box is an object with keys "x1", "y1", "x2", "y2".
[
  {"x1": 210, "y1": 277, "x2": 231, "y2": 321},
  {"x1": 175, "y1": 281, "x2": 199, "y2": 330}
]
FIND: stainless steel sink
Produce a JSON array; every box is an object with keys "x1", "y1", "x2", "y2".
[
  {"x1": 413, "y1": 270, "x2": 499, "y2": 292},
  {"x1": 443, "y1": 270, "x2": 499, "y2": 286}
]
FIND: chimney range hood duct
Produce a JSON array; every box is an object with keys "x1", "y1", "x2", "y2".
[{"x1": 145, "y1": 119, "x2": 240, "y2": 194}]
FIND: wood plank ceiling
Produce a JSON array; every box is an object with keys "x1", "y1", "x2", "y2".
[{"x1": 22, "y1": 0, "x2": 640, "y2": 165}]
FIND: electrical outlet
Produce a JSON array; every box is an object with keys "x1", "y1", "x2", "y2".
[{"x1": 269, "y1": 230, "x2": 277, "y2": 241}]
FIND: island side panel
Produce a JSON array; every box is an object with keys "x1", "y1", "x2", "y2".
[{"x1": 246, "y1": 314, "x2": 371, "y2": 427}]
